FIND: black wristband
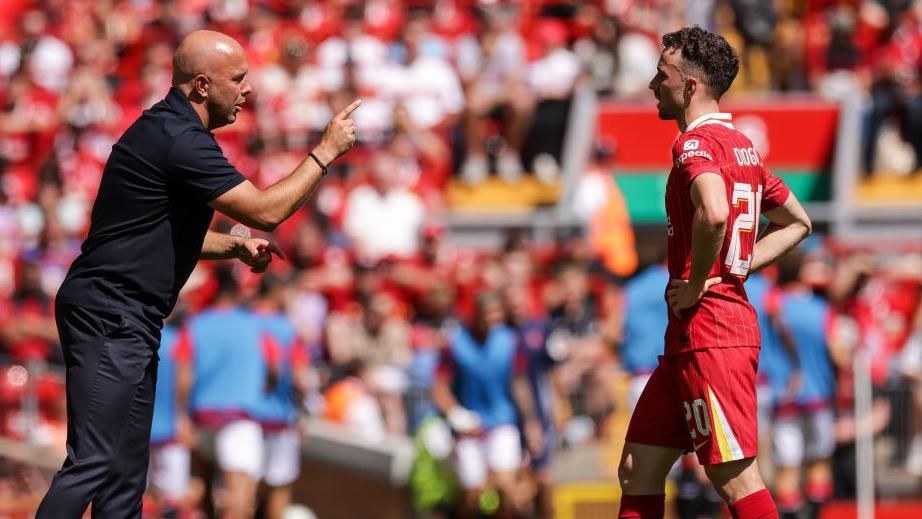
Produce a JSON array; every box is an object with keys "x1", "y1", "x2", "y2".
[{"x1": 308, "y1": 152, "x2": 328, "y2": 176}]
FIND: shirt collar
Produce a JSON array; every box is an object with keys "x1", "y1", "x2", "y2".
[
  {"x1": 685, "y1": 112, "x2": 733, "y2": 132},
  {"x1": 165, "y1": 87, "x2": 206, "y2": 128}
]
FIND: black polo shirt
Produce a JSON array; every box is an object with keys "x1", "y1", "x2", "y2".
[{"x1": 57, "y1": 88, "x2": 246, "y2": 333}]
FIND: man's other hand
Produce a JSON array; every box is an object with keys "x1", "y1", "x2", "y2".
[
  {"x1": 667, "y1": 276, "x2": 722, "y2": 317},
  {"x1": 235, "y1": 237, "x2": 284, "y2": 273}
]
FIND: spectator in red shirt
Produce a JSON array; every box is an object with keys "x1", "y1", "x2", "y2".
[{"x1": 0, "y1": 260, "x2": 58, "y2": 364}]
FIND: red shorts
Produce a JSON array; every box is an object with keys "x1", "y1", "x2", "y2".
[{"x1": 625, "y1": 346, "x2": 759, "y2": 465}]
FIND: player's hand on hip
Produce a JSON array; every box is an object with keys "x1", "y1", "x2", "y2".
[
  {"x1": 236, "y1": 237, "x2": 284, "y2": 273},
  {"x1": 314, "y1": 99, "x2": 362, "y2": 163},
  {"x1": 667, "y1": 276, "x2": 722, "y2": 317}
]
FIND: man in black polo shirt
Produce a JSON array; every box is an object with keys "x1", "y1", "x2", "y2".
[{"x1": 37, "y1": 30, "x2": 359, "y2": 517}]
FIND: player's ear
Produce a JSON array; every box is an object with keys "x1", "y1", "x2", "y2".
[
  {"x1": 685, "y1": 76, "x2": 697, "y2": 97},
  {"x1": 193, "y1": 74, "x2": 210, "y2": 99}
]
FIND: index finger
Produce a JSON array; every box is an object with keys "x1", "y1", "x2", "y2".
[
  {"x1": 336, "y1": 99, "x2": 362, "y2": 120},
  {"x1": 268, "y1": 241, "x2": 286, "y2": 260}
]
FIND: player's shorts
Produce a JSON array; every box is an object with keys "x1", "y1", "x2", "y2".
[
  {"x1": 772, "y1": 403, "x2": 835, "y2": 467},
  {"x1": 215, "y1": 419, "x2": 264, "y2": 480},
  {"x1": 625, "y1": 347, "x2": 760, "y2": 465},
  {"x1": 262, "y1": 426, "x2": 301, "y2": 487},
  {"x1": 148, "y1": 443, "x2": 190, "y2": 501},
  {"x1": 455, "y1": 424, "x2": 522, "y2": 488}
]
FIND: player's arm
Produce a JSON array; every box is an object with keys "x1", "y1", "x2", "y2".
[
  {"x1": 199, "y1": 230, "x2": 282, "y2": 273},
  {"x1": 209, "y1": 100, "x2": 360, "y2": 232},
  {"x1": 688, "y1": 173, "x2": 728, "y2": 289},
  {"x1": 750, "y1": 193, "x2": 812, "y2": 273},
  {"x1": 431, "y1": 349, "x2": 481, "y2": 435},
  {"x1": 511, "y1": 347, "x2": 544, "y2": 456},
  {"x1": 174, "y1": 329, "x2": 197, "y2": 447},
  {"x1": 668, "y1": 173, "x2": 727, "y2": 314},
  {"x1": 766, "y1": 290, "x2": 802, "y2": 398}
]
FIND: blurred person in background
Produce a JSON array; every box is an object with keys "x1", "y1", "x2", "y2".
[
  {"x1": 342, "y1": 147, "x2": 426, "y2": 264},
  {"x1": 406, "y1": 282, "x2": 457, "y2": 433},
  {"x1": 548, "y1": 261, "x2": 615, "y2": 440},
  {"x1": 619, "y1": 249, "x2": 670, "y2": 413},
  {"x1": 523, "y1": 17, "x2": 581, "y2": 182},
  {"x1": 0, "y1": 260, "x2": 59, "y2": 365},
  {"x1": 573, "y1": 7, "x2": 621, "y2": 98},
  {"x1": 396, "y1": 12, "x2": 465, "y2": 137},
  {"x1": 825, "y1": 254, "x2": 895, "y2": 499},
  {"x1": 505, "y1": 283, "x2": 565, "y2": 519},
  {"x1": 768, "y1": 252, "x2": 836, "y2": 519},
  {"x1": 433, "y1": 292, "x2": 540, "y2": 518},
  {"x1": 250, "y1": 272, "x2": 309, "y2": 519},
  {"x1": 323, "y1": 358, "x2": 387, "y2": 443},
  {"x1": 176, "y1": 269, "x2": 275, "y2": 519},
  {"x1": 456, "y1": 5, "x2": 532, "y2": 184},
  {"x1": 0, "y1": 70, "x2": 59, "y2": 204},
  {"x1": 899, "y1": 277, "x2": 922, "y2": 476},
  {"x1": 148, "y1": 312, "x2": 203, "y2": 518},
  {"x1": 725, "y1": 0, "x2": 779, "y2": 91},
  {"x1": 862, "y1": 4, "x2": 922, "y2": 176},
  {"x1": 390, "y1": 104, "x2": 453, "y2": 201},
  {"x1": 325, "y1": 290, "x2": 412, "y2": 435},
  {"x1": 572, "y1": 144, "x2": 638, "y2": 279}
]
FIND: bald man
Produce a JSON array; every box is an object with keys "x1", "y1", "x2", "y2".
[{"x1": 38, "y1": 30, "x2": 359, "y2": 517}]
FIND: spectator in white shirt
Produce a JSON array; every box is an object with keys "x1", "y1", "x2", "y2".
[
  {"x1": 457, "y1": 7, "x2": 533, "y2": 184},
  {"x1": 343, "y1": 147, "x2": 426, "y2": 264}
]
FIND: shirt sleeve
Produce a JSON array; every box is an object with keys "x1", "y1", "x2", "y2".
[
  {"x1": 435, "y1": 348, "x2": 456, "y2": 382},
  {"x1": 514, "y1": 343, "x2": 529, "y2": 376},
  {"x1": 173, "y1": 328, "x2": 193, "y2": 363},
  {"x1": 261, "y1": 332, "x2": 281, "y2": 367},
  {"x1": 761, "y1": 170, "x2": 792, "y2": 211},
  {"x1": 167, "y1": 129, "x2": 246, "y2": 202},
  {"x1": 291, "y1": 338, "x2": 310, "y2": 369},
  {"x1": 764, "y1": 288, "x2": 782, "y2": 316},
  {"x1": 674, "y1": 132, "x2": 719, "y2": 187}
]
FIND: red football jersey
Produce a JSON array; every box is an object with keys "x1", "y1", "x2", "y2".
[{"x1": 664, "y1": 113, "x2": 791, "y2": 354}]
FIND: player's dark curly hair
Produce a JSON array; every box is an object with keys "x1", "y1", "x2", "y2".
[{"x1": 662, "y1": 26, "x2": 739, "y2": 100}]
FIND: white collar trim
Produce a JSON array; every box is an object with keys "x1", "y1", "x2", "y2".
[{"x1": 685, "y1": 112, "x2": 733, "y2": 132}]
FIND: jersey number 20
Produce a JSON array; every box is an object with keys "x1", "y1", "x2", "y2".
[{"x1": 725, "y1": 182, "x2": 762, "y2": 277}]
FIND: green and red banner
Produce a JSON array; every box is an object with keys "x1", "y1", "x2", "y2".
[{"x1": 597, "y1": 99, "x2": 839, "y2": 222}]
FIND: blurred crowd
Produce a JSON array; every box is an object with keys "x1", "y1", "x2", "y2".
[
  {"x1": 1, "y1": 0, "x2": 922, "y2": 518},
  {"x1": 2, "y1": 224, "x2": 921, "y2": 518}
]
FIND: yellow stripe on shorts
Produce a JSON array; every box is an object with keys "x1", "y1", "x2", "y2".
[{"x1": 707, "y1": 386, "x2": 744, "y2": 462}]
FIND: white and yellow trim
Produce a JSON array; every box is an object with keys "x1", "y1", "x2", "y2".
[{"x1": 706, "y1": 386, "x2": 744, "y2": 462}]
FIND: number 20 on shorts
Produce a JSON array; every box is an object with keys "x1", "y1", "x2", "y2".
[{"x1": 683, "y1": 398, "x2": 711, "y2": 440}]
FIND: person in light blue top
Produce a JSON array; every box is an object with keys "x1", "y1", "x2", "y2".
[
  {"x1": 176, "y1": 268, "x2": 272, "y2": 518},
  {"x1": 432, "y1": 293, "x2": 539, "y2": 518},
  {"x1": 768, "y1": 252, "x2": 836, "y2": 519},
  {"x1": 747, "y1": 271, "x2": 792, "y2": 406},
  {"x1": 147, "y1": 322, "x2": 193, "y2": 510},
  {"x1": 249, "y1": 273, "x2": 308, "y2": 519},
  {"x1": 621, "y1": 262, "x2": 670, "y2": 411}
]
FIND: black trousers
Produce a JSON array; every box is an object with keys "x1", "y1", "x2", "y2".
[{"x1": 37, "y1": 302, "x2": 159, "y2": 518}]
